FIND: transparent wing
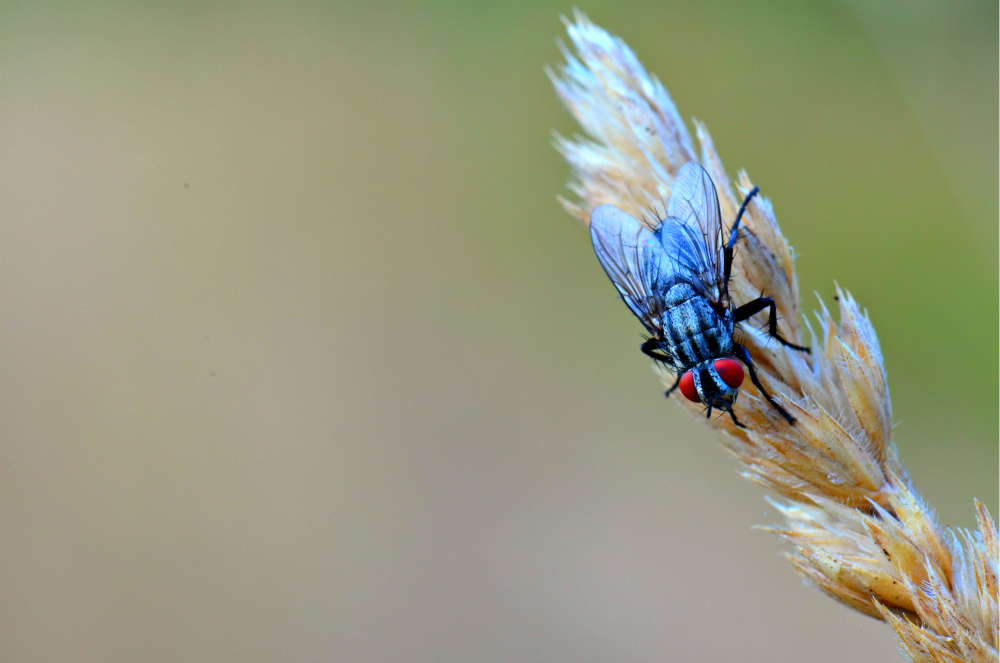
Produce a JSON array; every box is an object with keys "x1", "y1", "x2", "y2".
[
  {"x1": 590, "y1": 204, "x2": 673, "y2": 334},
  {"x1": 659, "y1": 161, "x2": 725, "y2": 294}
]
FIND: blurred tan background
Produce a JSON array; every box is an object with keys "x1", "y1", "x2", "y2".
[{"x1": 1, "y1": 3, "x2": 995, "y2": 662}]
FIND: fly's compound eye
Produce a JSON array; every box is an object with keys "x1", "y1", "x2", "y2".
[
  {"x1": 679, "y1": 370, "x2": 700, "y2": 403},
  {"x1": 713, "y1": 359, "x2": 744, "y2": 390}
]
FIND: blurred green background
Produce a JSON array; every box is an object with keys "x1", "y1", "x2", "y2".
[{"x1": 1, "y1": 2, "x2": 995, "y2": 662}]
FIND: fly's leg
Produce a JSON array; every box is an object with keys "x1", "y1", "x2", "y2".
[
  {"x1": 732, "y1": 344, "x2": 796, "y2": 424},
  {"x1": 733, "y1": 297, "x2": 811, "y2": 353},
  {"x1": 726, "y1": 408, "x2": 747, "y2": 429},
  {"x1": 642, "y1": 339, "x2": 683, "y2": 400},
  {"x1": 722, "y1": 186, "x2": 760, "y2": 287},
  {"x1": 663, "y1": 373, "x2": 681, "y2": 400},
  {"x1": 640, "y1": 338, "x2": 677, "y2": 365}
]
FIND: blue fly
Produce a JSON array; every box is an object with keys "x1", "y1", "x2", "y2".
[{"x1": 589, "y1": 161, "x2": 809, "y2": 427}]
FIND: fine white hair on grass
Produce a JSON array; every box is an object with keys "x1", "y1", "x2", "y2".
[{"x1": 550, "y1": 11, "x2": 998, "y2": 663}]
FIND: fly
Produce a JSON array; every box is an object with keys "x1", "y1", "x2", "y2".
[{"x1": 589, "y1": 161, "x2": 809, "y2": 428}]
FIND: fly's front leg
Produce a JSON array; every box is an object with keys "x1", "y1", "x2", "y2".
[
  {"x1": 641, "y1": 338, "x2": 682, "y2": 400},
  {"x1": 733, "y1": 297, "x2": 810, "y2": 353},
  {"x1": 663, "y1": 373, "x2": 682, "y2": 400},
  {"x1": 732, "y1": 344, "x2": 795, "y2": 424}
]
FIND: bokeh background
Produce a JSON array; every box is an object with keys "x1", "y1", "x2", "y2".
[{"x1": 2, "y1": 2, "x2": 996, "y2": 662}]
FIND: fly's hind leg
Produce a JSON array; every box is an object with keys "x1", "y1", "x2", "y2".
[
  {"x1": 733, "y1": 297, "x2": 810, "y2": 353},
  {"x1": 732, "y1": 344, "x2": 796, "y2": 424},
  {"x1": 722, "y1": 186, "x2": 760, "y2": 288}
]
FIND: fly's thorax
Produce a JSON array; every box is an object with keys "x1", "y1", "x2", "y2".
[{"x1": 660, "y1": 285, "x2": 734, "y2": 369}]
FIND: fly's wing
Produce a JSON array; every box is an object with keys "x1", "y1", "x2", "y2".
[
  {"x1": 660, "y1": 161, "x2": 725, "y2": 296},
  {"x1": 590, "y1": 204, "x2": 673, "y2": 335}
]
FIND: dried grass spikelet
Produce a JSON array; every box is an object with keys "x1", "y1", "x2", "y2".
[{"x1": 549, "y1": 11, "x2": 998, "y2": 662}]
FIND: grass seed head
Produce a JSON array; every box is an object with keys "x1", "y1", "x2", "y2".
[{"x1": 551, "y1": 11, "x2": 998, "y2": 662}]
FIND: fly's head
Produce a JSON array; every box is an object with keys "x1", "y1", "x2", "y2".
[{"x1": 678, "y1": 358, "x2": 745, "y2": 411}]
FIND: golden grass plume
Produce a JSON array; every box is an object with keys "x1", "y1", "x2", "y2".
[{"x1": 549, "y1": 12, "x2": 998, "y2": 662}]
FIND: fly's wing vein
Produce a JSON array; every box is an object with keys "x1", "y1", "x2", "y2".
[
  {"x1": 660, "y1": 161, "x2": 725, "y2": 296},
  {"x1": 589, "y1": 204, "x2": 673, "y2": 337}
]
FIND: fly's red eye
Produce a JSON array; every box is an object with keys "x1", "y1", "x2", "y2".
[
  {"x1": 714, "y1": 359, "x2": 744, "y2": 389},
  {"x1": 678, "y1": 370, "x2": 700, "y2": 403}
]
